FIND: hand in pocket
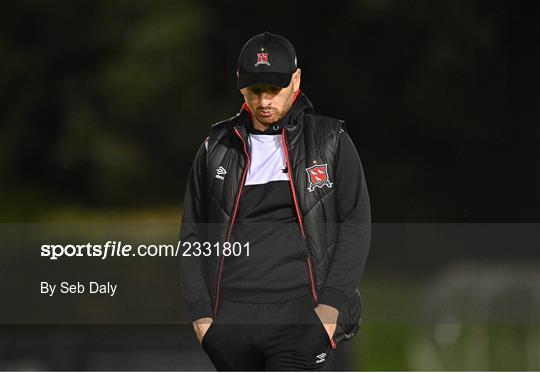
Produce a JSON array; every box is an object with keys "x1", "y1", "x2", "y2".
[
  {"x1": 313, "y1": 304, "x2": 339, "y2": 340},
  {"x1": 192, "y1": 317, "x2": 214, "y2": 345}
]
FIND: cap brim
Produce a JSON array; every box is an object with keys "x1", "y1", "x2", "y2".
[{"x1": 237, "y1": 72, "x2": 293, "y2": 90}]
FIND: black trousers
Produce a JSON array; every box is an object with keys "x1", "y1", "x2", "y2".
[{"x1": 201, "y1": 294, "x2": 336, "y2": 371}]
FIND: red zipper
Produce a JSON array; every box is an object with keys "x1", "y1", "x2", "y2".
[
  {"x1": 213, "y1": 127, "x2": 250, "y2": 316},
  {"x1": 306, "y1": 255, "x2": 318, "y2": 303},
  {"x1": 281, "y1": 130, "x2": 336, "y2": 349},
  {"x1": 281, "y1": 129, "x2": 319, "y2": 304},
  {"x1": 280, "y1": 130, "x2": 306, "y2": 239},
  {"x1": 213, "y1": 256, "x2": 225, "y2": 316}
]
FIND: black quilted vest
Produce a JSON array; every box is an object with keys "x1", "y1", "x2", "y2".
[{"x1": 203, "y1": 96, "x2": 362, "y2": 345}]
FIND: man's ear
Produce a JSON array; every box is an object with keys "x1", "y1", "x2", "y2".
[
  {"x1": 293, "y1": 68, "x2": 301, "y2": 91},
  {"x1": 237, "y1": 70, "x2": 245, "y2": 96}
]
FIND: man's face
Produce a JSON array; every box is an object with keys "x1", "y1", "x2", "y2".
[{"x1": 240, "y1": 69, "x2": 301, "y2": 126}]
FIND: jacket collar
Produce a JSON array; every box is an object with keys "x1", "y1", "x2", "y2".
[{"x1": 238, "y1": 90, "x2": 314, "y2": 135}]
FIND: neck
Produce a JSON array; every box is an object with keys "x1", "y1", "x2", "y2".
[{"x1": 252, "y1": 118, "x2": 273, "y2": 132}]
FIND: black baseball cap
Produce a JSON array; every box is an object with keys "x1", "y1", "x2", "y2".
[{"x1": 237, "y1": 32, "x2": 297, "y2": 90}]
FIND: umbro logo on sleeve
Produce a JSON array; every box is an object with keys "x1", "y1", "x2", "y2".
[{"x1": 215, "y1": 166, "x2": 227, "y2": 180}]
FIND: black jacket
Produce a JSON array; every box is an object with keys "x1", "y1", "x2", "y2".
[{"x1": 179, "y1": 92, "x2": 371, "y2": 345}]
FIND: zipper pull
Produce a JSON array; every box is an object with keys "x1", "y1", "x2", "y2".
[{"x1": 330, "y1": 337, "x2": 337, "y2": 349}]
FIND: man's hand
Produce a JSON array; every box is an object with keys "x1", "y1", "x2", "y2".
[
  {"x1": 314, "y1": 304, "x2": 339, "y2": 340},
  {"x1": 192, "y1": 317, "x2": 213, "y2": 344}
]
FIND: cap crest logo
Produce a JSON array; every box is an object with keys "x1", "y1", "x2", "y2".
[{"x1": 255, "y1": 52, "x2": 270, "y2": 67}]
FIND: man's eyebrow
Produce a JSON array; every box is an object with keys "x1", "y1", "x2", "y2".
[{"x1": 249, "y1": 85, "x2": 281, "y2": 91}]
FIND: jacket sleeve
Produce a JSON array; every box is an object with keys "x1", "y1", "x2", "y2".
[
  {"x1": 318, "y1": 129, "x2": 371, "y2": 311},
  {"x1": 179, "y1": 138, "x2": 213, "y2": 322}
]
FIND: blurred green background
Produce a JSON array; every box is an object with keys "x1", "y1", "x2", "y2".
[{"x1": 0, "y1": 0, "x2": 538, "y2": 370}]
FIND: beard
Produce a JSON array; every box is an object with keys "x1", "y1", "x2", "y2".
[{"x1": 254, "y1": 87, "x2": 295, "y2": 125}]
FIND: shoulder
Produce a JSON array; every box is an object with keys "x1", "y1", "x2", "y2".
[
  {"x1": 302, "y1": 111, "x2": 347, "y2": 147},
  {"x1": 209, "y1": 113, "x2": 242, "y2": 135},
  {"x1": 204, "y1": 111, "x2": 244, "y2": 153},
  {"x1": 303, "y1": 111, "x2": 346, "y2": 134}
]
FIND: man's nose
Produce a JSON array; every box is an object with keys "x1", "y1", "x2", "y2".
[{"x1": 259, "y1": 92, "x2": 273, "y2": 106}]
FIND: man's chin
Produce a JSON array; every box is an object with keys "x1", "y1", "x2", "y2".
[{"x1": 256, "y1": 115, "x2": 279, "y2": 125}]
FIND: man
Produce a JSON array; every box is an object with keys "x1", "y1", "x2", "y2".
[{"x1": 179, "y1": 31, "x2": 371, "y2": 371}]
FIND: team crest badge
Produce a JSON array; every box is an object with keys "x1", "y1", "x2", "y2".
[
  {"x1": 306, "y1": 164, "x2": 333, "y2": 192},
  {"x1": 255, "y1": 52, "x2": 270, "y2": 66}
]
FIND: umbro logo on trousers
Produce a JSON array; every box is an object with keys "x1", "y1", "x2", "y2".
[{"x1": 201, "y1": 294, "x2": 336, "y2": 371}]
